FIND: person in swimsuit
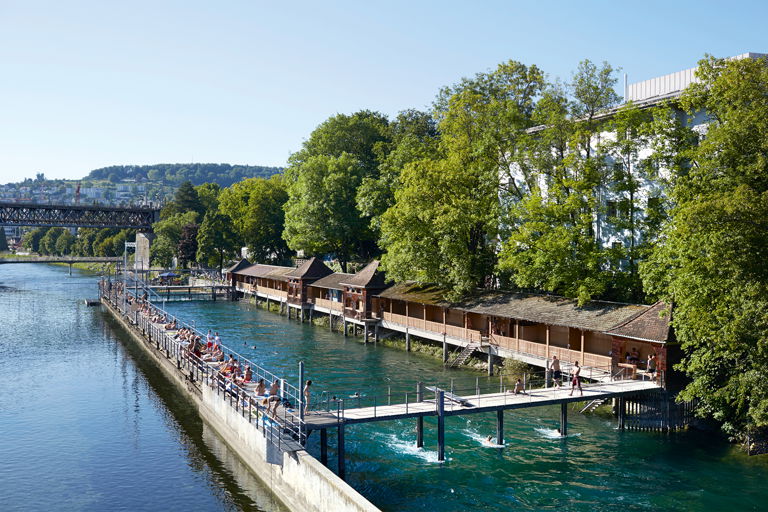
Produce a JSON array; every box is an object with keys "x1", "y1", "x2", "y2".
[
  {"x1": 264, "y1": 379, "x2": 281, "y2": 417},
  {"x1": 303, "y1": 380, "x2": 312, "y2": 413},
  {"x1": 569, "y1": 361, "x2": 582, "y2": 396},
  {"x1": 255, "y1": 378, "x2": 266, "y2": 396},
  {"x1": 551, "y1": 355, "x2": 562, "y2": 387}
]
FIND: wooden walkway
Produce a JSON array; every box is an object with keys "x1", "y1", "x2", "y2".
[{"x1": 304, "y1": 379, "x2": 660, "y2": 430}]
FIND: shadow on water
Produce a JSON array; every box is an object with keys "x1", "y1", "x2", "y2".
[{"x1": 101, "y1": 312, "x2": 288, "y2": 512}]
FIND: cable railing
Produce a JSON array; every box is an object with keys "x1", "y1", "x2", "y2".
[
  {"x1": 310, "y1": 365, "x2": 658, "y2": 422},
  {"x1": 99, "y1": 279, "x2": 306, "y2": 451}
]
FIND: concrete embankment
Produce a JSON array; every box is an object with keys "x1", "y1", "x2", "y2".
[{"x1": 101, "y1": 297, "x2": 380, "y2": 512}]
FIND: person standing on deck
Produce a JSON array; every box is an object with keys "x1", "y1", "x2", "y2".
[
  {"x1": 569, "y1": 361, "x2": 582, "y2": 396},
  {"x1": 551, "y1": 355, "x2": 562, "y2": 388},
  {"x1": 303, "y1": 380, "x2": 312, "y2": 413}
]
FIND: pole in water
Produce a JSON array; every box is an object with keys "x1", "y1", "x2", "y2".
[
  {"x1": 560, "y1": 402, "x2": 568, "y2": 436},
  {"x1": 337, "y1": 425, "x2": 346, "y2": 480},
  {"x1": 416, "y1": 382, "x2": 424, "y2": 448},
  {"x1": 496, "y1": 410, "x2": 504, "y2": 445},
  {"x1": 437, "y1": 389, "x2": 445, "y2": 462},
  {"x1": 320, "y1": 428, "x2": 328, "y2": 466}
]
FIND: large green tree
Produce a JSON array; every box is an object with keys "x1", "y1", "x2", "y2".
[
  {"x1": 151, "y1": 211, "x2": 198, "y2": 267},
  {"x1": 498, "y1": 61, "x2": 622, "y2": 303},
  {"x1": 380, "y1": 60, "x2": 544, "y2": 297},
  {"x1": 642, "y1": 56, "x2": 768, "y2": 442},
  {"x1": 22, "y1": 227, "x2": 47, "y2": 253},
  {"x1": 218, "y1": 175, "x2": 290, "y2": 263},
  {"x1": 196, "y1": 211, "x2": 238, "y2": 271},
  {"x1": 283, "y1": 154, "x2": 373, "y2": 271}
]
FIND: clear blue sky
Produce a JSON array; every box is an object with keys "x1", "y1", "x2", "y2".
[{"x1": 1, "y1": 0, "x2": 765, "y2": 183}]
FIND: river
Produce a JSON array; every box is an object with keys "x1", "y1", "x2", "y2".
[{"x1": 1, "y1": 264, "x2": 766, "y2": 511}]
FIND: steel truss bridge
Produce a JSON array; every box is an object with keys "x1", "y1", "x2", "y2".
[{"x1": 0, "y1": 202, "x2": 160, "y2": 229}]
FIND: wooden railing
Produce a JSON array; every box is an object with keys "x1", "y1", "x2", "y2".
[
  {"x1": 256, "y1": 285, "x2": 287, "y2": 299},
  {"x1": 314, "y1": 298, "x2": 343, "y2": 312},
  {"x1": 382, "y1": 312, "x2": 483, "y2": 343},
  {"x1": 236, "y1": 282, "x2": 254, "y2": 293},
  {"x1": 490, "y1": 333, "x2": 611, "y2": 367}
]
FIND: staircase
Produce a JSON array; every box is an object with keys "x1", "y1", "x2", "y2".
[
  {"x1": 448, "y1": 343, "x2": 480, "y2": 368},
  {"x1": 580, "y1": 398, "x2": 607, "y2": 414}
]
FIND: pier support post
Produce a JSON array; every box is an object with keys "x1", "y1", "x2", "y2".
[
  {"x1": 363, "y1": 323, "x2": 368, "y2": 343},
  {"x1": 374, "y1": 324, "x2": 379, "y2": 344},
  {"x1": 487, "y1": 346, "x2": 493, "y2": 376},
  {"x1": 416, "y1": 382, "x2": 424, "y2": 448},
  {"x1": 299, "y1": 361, "x2": 305, "y2": 426},
  {"x1": 560, "y1": 403, "x2": 568, "y2": 436},
  {"x1": 320, "y1": 428, "x2": 328, "y2": 466},
  {"x1": 618, "y1": 396, "x2": 626, "y2": 430},
  {"x1": 442, "y1": 335, "x2": 448, "y2": 363},
  {"x1": 496, "y1": 410, "x2": 504, "y2": 445},
  {"x1": 329, "y1": 313, "x2": 333, "y2": 332},
  {"x1": 406, "y1": 331, "x2": 411, "y2": 352},
  {"x1": 437, "y1": 389, "x2": 445, "y2": 462},
  {"x1": 68, "y1": 263, "x2": 72, "y2": 276},
  {"x1": 338, "y1": 425, "x2": 346, "y2": 480},
  {"x1": 343, "y1": 318, "x2": 347, "y2": 337}
]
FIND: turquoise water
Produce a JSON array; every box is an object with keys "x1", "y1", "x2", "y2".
[{"x1": 2, "y1": 265, "x2": 767, "y2": 511}]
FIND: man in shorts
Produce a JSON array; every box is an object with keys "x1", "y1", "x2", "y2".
[{"x1": 551, "y1": 355, "x2": 562, "y2": 388}]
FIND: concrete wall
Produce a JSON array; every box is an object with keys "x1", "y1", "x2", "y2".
[{"x1": 101, "y1": 298, "x2": 379, "y2": 512}]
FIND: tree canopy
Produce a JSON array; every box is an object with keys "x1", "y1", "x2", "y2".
[{"x1": 641, "y1": 55, "x2": 768, "y2": 442}]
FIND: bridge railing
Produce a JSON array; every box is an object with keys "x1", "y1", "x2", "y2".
[
  {"x1": 99, "y1": 280, "x2": 306, "y2": 449},
  {"x1": 314, "y1": 365, "x2": 656, "y2": 421}
]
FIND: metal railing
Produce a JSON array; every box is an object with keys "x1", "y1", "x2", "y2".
[{"x1": 99, "y1": 279, "x2": 306, "y2": 451}]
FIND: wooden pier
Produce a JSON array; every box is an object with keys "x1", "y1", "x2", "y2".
[
  {"x1": 301, "y1": 379, "x2": 660, "y2": 477},
  {"x1": 148, "y1": 284, "x2": 233, "y2": 301}
]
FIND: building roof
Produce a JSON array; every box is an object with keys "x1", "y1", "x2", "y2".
[
  {"x1": 605, "y1": 301, "x2": 671, "y2": 343},
  {"x1": 234, "y1": 263, "x2": 294, "y2": 281},
  {"x1": 225, "y1": 258, "x2": 251, "y2": 274},
  {"x1": 341, "y1": 260, "x2": 387, "y2": 289},
  {"x1": 311, "y1": 273, "x2": 354, "y2": 290},
  {"x1": 285, "y1": 257, "x2": 334, "y2": 280},
  {"x1": 377, "y1": 282, "x2": 661, "y2": 335}
]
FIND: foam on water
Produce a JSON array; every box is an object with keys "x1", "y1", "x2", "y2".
[
  {"x1": 534, "y1": 427, "x2": 582, "y2": 439},
  {"x1": 381, "y1": 434, "x2": 448, "y2": 463},
  {"x1": 464, "y1": 429, "x2": 505, "y2": 448}
]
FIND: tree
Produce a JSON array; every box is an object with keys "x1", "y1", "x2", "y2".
[
  {"x1": 641, "y1": 55, "x2": 768, "y2": 443},
  {"x1": 498, "y1": 60, "x2": 622, "y2": 304},
  {"x1": 39, "y1": 228, "x2": 65, "y2": 255},
  {"x1": 0, "y1": 228, "x2": 9, "y2": 252},
  {"x1": 150, "y1": 211, "x2": 198, "y2": 267},
  {"x1": 195, "y1": 182, "x2": 221, "y2": 215},
  {"x1": 22, "y1": 227, "x2": 47, "y2": 253},
  {"x1": 54, "y1": 230, "x2": 75, "y2": 255},
  {"x1": 218, "y1": 175, "x2": 290, "y2": 263},
  {"x1": 380, "y1": 157, "x2": 499, "y2": 298},
  {"x1": 196, "y1": 211, "x2": 238, "y2": 271},
  {"x1": 177, "y1": 224, "x2": 199, "y2": 267},
  {"x1": 380, "y1": 60, "x2": 544, "y2": 297},
  {"x1": 356, "y1": 109, "x2": 440, "y2": 234},
  {"x1": 162, "y1": 180, "x2": 204, "y2": 219},
  {"x1": 284, "y1": 154, "x2": 373, "y2": 271}
]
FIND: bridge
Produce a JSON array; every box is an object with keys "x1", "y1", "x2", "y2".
[
  {"x1": 0, "y1": 201, "x2": 160, "y2": 229},
  {"x1": 0, "y1": 255, "x2": 122, "y2": 274}
]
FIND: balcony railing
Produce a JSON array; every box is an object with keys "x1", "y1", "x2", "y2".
[
  {"x1": 382, "y1": 312, "x2": 484, "y2": 343},
  {"x1": 314, "y1": 298, "x2": 343, "y2": 312}
]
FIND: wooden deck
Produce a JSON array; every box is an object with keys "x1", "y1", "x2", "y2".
[{"x1": 303, "y1": 379, "x2": 660, "y2": 430}]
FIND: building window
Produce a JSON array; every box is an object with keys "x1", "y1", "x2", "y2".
[{"x1": 606, "y1": 201, "x2": 617, "y2": 218}]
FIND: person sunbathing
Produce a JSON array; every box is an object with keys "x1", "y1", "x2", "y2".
[{"x1": 255, "y1": 378, "x2": 266, "y2": 396}]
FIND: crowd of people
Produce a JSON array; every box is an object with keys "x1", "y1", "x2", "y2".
[{"x1": 108, "y1": 280, "x2": 310, "y2": 422}]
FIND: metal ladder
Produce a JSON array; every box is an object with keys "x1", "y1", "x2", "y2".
[{"x1": 448, "y1": 343, "x2": 479, "y2": 368}]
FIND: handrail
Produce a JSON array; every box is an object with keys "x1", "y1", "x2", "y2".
[{"x1": 100, "y1": 279, "x2": 306, "y2": 450}]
